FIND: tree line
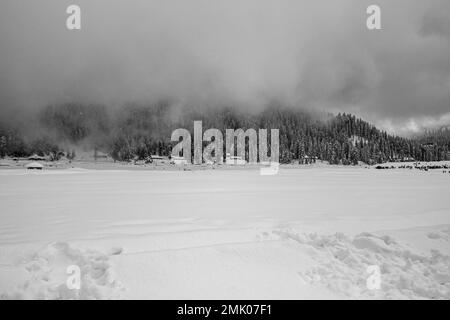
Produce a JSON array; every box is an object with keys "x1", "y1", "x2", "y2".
[{"x1": 1, "y1": 102, "x2": 449, "y2": 164}]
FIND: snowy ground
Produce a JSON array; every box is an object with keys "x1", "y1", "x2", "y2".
[{"x1": 0, "y1": 167, "x2": 449, "y2": 299}]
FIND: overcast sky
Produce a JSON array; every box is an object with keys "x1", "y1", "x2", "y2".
[{"x1": 1, "y1": 0, "x2": 449, "y2": 135}]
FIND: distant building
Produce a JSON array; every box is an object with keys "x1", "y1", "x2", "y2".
[
  {"x1": 402, "y1": 156, "x2": 415, "y2": 162},
  {"x1": 299, "y1": 155, "x2": 316, "y2": 165},
  {"x1": 170, "y1": 156, "x2": 188, "y2": 165},
  {"x1": 151, "y1": 155, "x2": 164, "y2": 161},
  {"x1": 225, "y1": 153, "x2": 246, "y2": 165},
  {"x1": 94, "y1": 150, "x2": 109, "y2": 161},
  {"x1": 151, "y1": 155, "x2": 169, "y2": 165},
  {"x1": 26, "y1": 162, "x2": 44, "y2": 170}
]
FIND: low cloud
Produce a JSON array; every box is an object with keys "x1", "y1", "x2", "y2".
[{"x1": 0, "y1": 0, "x2": 449, "y2": 135}]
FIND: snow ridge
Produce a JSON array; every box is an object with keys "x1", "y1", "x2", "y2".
[
  {"x1": 269, "y1": 229, "x2": 450, "y2": 299},
  {"x1": 1, "y1": 242, "x2": 124, "y2": 300}
]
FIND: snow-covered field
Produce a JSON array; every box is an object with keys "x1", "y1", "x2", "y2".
[{"x1": 0, "y1": 167, "x2": 449, "y2": 299}]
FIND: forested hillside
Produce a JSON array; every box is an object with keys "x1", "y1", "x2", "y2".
[{"x1": 1, "y1": 102, "x2": 449, "y2": 164}]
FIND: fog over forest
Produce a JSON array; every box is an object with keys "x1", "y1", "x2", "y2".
[{"x1": 1, "y1": 0, "x2": 450, "y2": 136}]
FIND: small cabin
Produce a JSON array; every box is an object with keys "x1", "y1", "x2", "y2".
[
  {"x1": 171, "y1": 156, "x2": 188, "y2": 165},
  {"x1": 299, "y1": 155, "x2": 316, "y2": 165},
  {"x1": 225, "y1": 153, "x2": 246, "y2": 165},
  {"x1": 150, "y1": 155, "x2": 169, "y2": 165},
  {"x1": 94, "y1": 150, "x2": 109, "y2": 161},
  {"x1": 26, "y1": 162, "x2": 44, "y2": 170}
]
